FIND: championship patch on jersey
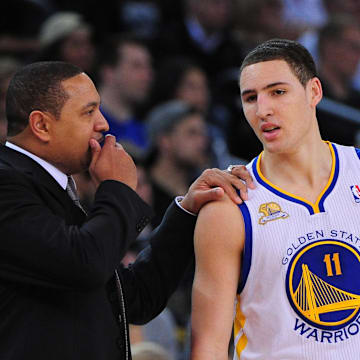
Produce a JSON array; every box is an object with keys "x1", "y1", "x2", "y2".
[
  {"x1": 286, "y1": 239, "x2": 360, "y2": 341},
  {"x1": 350, "y1": 185, "x2": 360, "y2": 203},
  {"x1": 258, "y1": 202, "x2": 289, "y2": 225}
]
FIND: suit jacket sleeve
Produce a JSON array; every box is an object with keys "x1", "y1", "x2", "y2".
[
  {"x1": 120, "y1": 200, "x2": 196, "y2": 324},
  {"x1": 0, "y1": 168, "x2": 152, "y2": 290}
]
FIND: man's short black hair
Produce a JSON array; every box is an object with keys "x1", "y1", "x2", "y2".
[
  {"x1": 6, "y1": 61, "x2": 83, "y2": 136},
  {"x1": 240, "y1": 38, "x2": 317, "y2": 87}
]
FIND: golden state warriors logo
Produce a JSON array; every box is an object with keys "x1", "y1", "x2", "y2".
[
  {"x1": 258, "y1": 202, "x2": 289, "y2": 225},
  {"x1": 286, "y1": 240, "x2": 360, "y2": 330}
]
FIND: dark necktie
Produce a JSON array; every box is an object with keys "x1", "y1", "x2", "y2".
[{"x1": 66, "y1": 175, "x2": 86, "y2": 213}]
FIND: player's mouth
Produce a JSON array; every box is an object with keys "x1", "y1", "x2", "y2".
[
  {"x1": 261, "y1": 124, "x2": 280, "y2": 140},
  {"x1": 263, "y1": 126, "x2": 279, "y2": 132}
]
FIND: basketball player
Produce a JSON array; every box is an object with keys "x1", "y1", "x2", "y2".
[{"x1": 191, "y1": 39, "x2": 360, "y2": 359}]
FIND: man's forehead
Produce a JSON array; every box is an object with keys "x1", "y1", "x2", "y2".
[
  {"x1": 61, "y1": 73, "x2": 100, "y2": 104},
  {"x1": 239, "y1": 60, "x2": 294, "y2": 90},
  {"x1": 62, "y1": 73, "x2": 95, "y2": 93}
]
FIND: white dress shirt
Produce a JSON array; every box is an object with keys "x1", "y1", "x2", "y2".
[{"x1": 5, "y1": 141, "x2": 68, "y2": 190}]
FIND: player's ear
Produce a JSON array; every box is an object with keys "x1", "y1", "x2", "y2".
[{"x1": 309, "y1": 77, "x2": 322, "y2": 108}]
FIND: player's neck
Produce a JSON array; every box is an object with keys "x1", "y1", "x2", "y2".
[{"x1": 260, "y1": 140, "x2": 332, "y2": 204}]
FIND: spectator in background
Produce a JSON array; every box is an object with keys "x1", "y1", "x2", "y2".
[
  {"x1": 158, "y1": 0, "x2": 244, "y2": 90},
  {"x1": 299, "y1": 0, "x2": 360, "y2": 58},
  {"x1": 324, "y1": 0, "x2": 360, "y2": 22},
  {"x1": 112, "y1": 0, "x2": 184, "y2": 56},
  {"x1": 143, "y1": 101, "x2": 210, "y2": 352},
  {"x1": 144, "y1": 101, "x2": 209, "y2": 228},
  {"x1": 47, "y1": 0, "x2": 184, "y2": 55},
  {"x1": 97, "y1": 35, "x2": 153, "y2": 152},
  {"x1": 314, "y1": 15, "x2": 360, "y2": 146},
  {"x1": 35, "y1": 12, "x2": 96, "y2": 78},
  {"x1": 0, "y1": 57, "x2": 22, "y2": 143},
  {"x1": 234, "y1": 0, "x2": 300, "y2": 52},
  {"x1": 317, "y1": 15, "x2": 360, "y2": 109},
  {"x1": 149, "y1": 57, "x2": 209, "y2": 116},
  {"x1": 298, "y1": 0, "x2": 360, "y2": 91},
  {"x1": 149, "y1": 56, "x2": 243, "y2": 169},
  {"x1": 282, "y1": 0, "x2": 327, "y2": 32},
  {"x1": 0, "y1": 0, "x2": 47, "y2": 60}
]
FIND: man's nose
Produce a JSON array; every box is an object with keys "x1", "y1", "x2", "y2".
[
  {"x1": 255, "y1": 95, "x2": 273, "y2": 119},
  {"x1": 95, "y1": 111, "x2": 109, "y2": 132}
]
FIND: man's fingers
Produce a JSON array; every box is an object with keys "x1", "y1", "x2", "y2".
[
  {"x1": 202, "y1": 187, "x2": 225, "y2": 202},
  {"x1": 220, "y1": 164, "x2": 256, "y2": 202},
  {"x1": 231, "y1": 165, "x2": 255, "y2": 189},
  {"x1": 224, "y1": 173, "x2": 249, "y2": 199},
  {"x1": 226, "y1": 172, "x2": 250, "y2": 202},
  {"x1": 89, "y1": 138, "x2": 101, "y2": 168},
  {"x1": 195, "y1": 187, "x2": 226, "y2": 212},
  {"x1": 204, "y1": 170, "x2": 242, "y2": 204},
  {"x1": 104, "y1": 135, "x2": 125, "y2": 152},
  {"x1": 103, "y1": 134, "x2": 116, "y2": 148}
]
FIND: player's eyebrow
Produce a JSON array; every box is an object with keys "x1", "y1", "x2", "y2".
[{"x1": 241, "y1": 82, "x2": 289, "y2": 97}]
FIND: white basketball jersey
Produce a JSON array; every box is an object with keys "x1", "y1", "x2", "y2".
[{"x1": 234, "y1": 143, "x2": 360, "y2": 359}]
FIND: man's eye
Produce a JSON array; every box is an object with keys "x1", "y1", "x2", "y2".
[
  {"x1": 274, "y1": 89, "x2": 286, "y2": 95},
  {"x1": 245, "y1": 95, "x2": 257, "y2": 103}
]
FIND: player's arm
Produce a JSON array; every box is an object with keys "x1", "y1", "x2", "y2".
[{"x1": 191, "y1": 194, "x2": 245, "y2": 360}]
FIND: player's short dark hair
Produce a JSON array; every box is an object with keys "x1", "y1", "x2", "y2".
[
  {"x1": 240, "y1": 38, "x2": 317, "y2": 87},
  {"x1": 6, "y1": 61, "x2": 82, "y2": 136}
]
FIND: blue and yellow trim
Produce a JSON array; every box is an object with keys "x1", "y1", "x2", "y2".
[
  {"x1": 233, "y1": 201, "x2": 251, "y2": 358},
  {"x1": 238, "y1": 202, "x2": 252, "y2": 293},
  {"x1": 355, "y1": 147, "x2": 360, "y2": 160},
  {"x1": 234, "y1": 296, "x2": 248, "y2": 358},
  {"x1": 253, "y1": 142, "x2": 339, "y2": 215}
]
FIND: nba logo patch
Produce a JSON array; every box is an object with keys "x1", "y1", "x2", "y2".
[{"x1": 350, "y1": 185, "x2": 360, "y2": 203}]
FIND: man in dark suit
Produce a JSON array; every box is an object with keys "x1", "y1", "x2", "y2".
[{"x1": 0, "y1": 61, "x2": 252, "y2": 359}]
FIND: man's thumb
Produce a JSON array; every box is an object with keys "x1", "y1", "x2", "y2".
[
  {"x1": 209, "y1": 187, "x2": 224, "y2": 200},
  {"x1": 198, "y1": 187, "x2": 224, "y2": 205}
]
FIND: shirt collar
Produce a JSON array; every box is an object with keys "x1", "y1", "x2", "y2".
[{"x1": 5, "y1": 141, "x2": 68, "y2": 190}]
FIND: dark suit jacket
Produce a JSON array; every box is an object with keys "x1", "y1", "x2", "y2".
[{"x1": 0, "y1": 145, "x2": 196, "y2": 360}]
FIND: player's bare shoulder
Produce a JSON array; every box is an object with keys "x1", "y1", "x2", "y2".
[{"x1": 195, "y1": 193, "x2": 245, "y2": 252}]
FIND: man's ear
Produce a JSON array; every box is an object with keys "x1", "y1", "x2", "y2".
[
  {"x1": 309, "y1": 77, "x2": 323, "y2": 108},
  {"x1": 28, "y1": 110, "x2": 53, "y2": 142}
]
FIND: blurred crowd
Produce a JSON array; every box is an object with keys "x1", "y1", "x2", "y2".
[{"x1": 1, "y1": 0, "x2": 360, "y2": 359}]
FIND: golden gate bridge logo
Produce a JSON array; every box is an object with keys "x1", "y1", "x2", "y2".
[{"x1": 287, "y1": 240, "x2": 360, "y2": 329}]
